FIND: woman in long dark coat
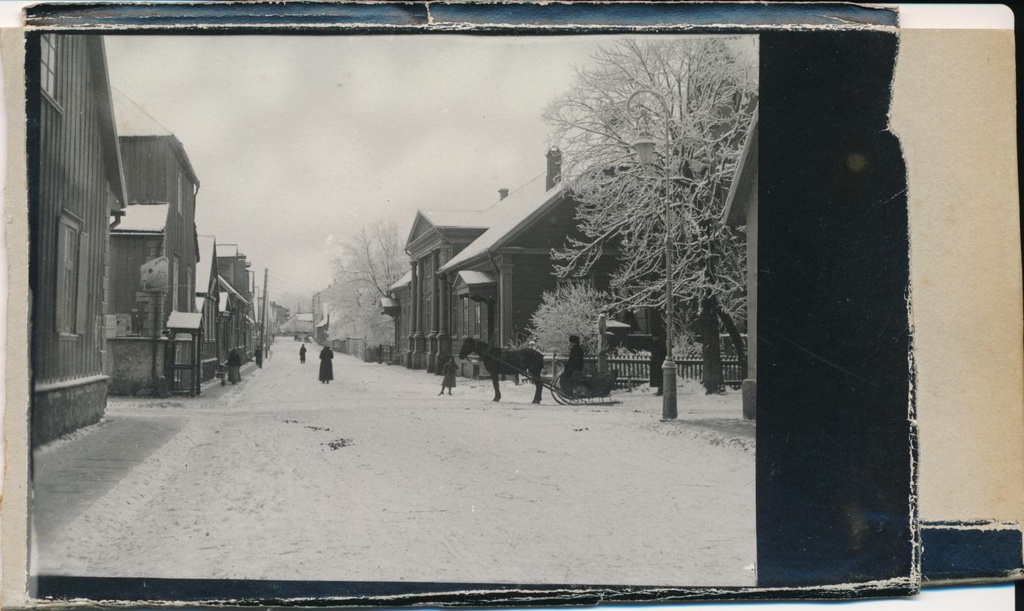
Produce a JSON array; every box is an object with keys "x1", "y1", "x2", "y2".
[
  {"x1": 319, "y1": 345, "x2": 334, "y2": 384},
  {"x1": 227, "y1": 348, "x2": 242, "y2": 385}
]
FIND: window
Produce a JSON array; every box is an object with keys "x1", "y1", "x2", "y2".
[
  {"x1": 177, "y1": 173, "x2": 186, "y2": 216},
  {"x1": 56, "y1": 215, "x2": 88, "y2": 335},
  {"x1": 474, "y1": 301, "x2": 482, "y2": 338},
  {"x1": 172, "y1": 255, "x2": 180, "y2": 312},
  {"x1": 186, "y1": 266, "x2": 193, "y2": 311},
  {"x1": 40, "y1": 34, "x2": 57, "y2": 101},
  {"x1": 454, "y1": 298, "x2": 462, "y2": 337}
]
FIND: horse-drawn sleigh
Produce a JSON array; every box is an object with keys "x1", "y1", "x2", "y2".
[{"x1": 458, "y1": 338, "x2": 617, "y2": 406}]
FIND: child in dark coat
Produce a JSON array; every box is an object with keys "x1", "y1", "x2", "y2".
[{"x1": 439, "y1": 355, "x2": 457, "y2": 396}]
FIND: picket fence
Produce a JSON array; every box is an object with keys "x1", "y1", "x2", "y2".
[{"x1": 574, "y1": 355, "x2": 745, "y2": 390}]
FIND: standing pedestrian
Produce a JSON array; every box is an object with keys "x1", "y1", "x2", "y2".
[
  {"x1": 227, "y1": 348, "x2": 242, "y2": 385},
  {"x1": 319, "y1": 345, "x2": 334, "y2": 384},
  {"x1": 438, "y1": 355, "x2": 457, "y2": 396},
  {"x1": 255, "y1": 346, "x2": 263, "y2": 369},
  {"x1": 299, "y1": 343, "x2": 307, "y2": 364},
  {"x1": 649, "y1": 333, "x2": 666, "y2": 397}
]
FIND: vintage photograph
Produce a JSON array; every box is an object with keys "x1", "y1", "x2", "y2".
[{"x1": 28, "y1": 32, "x2": 758, "y2": 587}]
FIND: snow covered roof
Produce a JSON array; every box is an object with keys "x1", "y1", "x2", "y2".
[
  {"x1": 219, "y1": 297, "x2": 229, "y2": 313},
  {"x1": 316, "y1": 314, "x2": 330, "y2": 328},
  {"x1": 195, "y1": 235, "x2": 216, "y2": 294},
  {"x1": 440, "y1": 173, "x2": 563, "y2": 273},
  {"x1": 296, "y1": 313, "x2": 314, "y2": 322},
  {"x1": 166, "y1": 311, "x2": 203, "y2": 330},
  {"x1": 114, "y1": 203, "x2": 170, "y2": 233},
  {"x1": 218, "y1": 275, "x2": 250, "y2": 307},
  {"x1": 455, "y1": 270, "x2": 497, "y2": 286},
  {"x1": 421, "y1": 209, "x2": 490, "y2": 229},
  {"x1": 195, "y1": 296, "x2": 206, "y2": 313},
  {"x1": 390, "y1": 270, "x2": 412, "y2": 291},
  {"x1": 723, "y1": 109, "x2": 758, "y2": 227},
  {"x1": 380, "y1": 297, "x2": 398, "y2": 308},
  {"x1": 113, "y1": 89, "x2": 173, "y2": 137}
]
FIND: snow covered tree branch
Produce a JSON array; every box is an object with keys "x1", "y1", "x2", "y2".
[{"x1": 545, "y1": 37, "x2": 757, "y2": 393}]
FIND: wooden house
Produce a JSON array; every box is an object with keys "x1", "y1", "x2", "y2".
[
  {"x1": 721, "y1": 110, "x2": 758, "y2": 420},
  {"x1": 437, "y1": 150, "x2": 619, "y2": 377},
  {"x1": 217, "y1": 248, "x2": 256, "y2": 357},
  {"x1": 399, "y1": 207, "x2": 489, "y2": 371},
  {"x1": 106, "y1": 93, "x2": 203, "y2": 396},
  {"x1": 29, "y1": 34, "x2": 127, "y2": 446},
  {"x1": 195, "y1": 235, "x2": 221, "y2": 381},
  {"x1": 391, "y1": 149, "x2": 618, "y2": 379},
  {"x1": 385, "y1": 271, "x2": 412, "y2": 366}
]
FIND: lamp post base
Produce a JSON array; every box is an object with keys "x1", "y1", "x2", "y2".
[{"x1": 662, "y1": 359, "x2": 677, "y2": 420}]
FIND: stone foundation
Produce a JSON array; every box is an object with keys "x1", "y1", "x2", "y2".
[
  {"x1": 108, "y1": 337, "x2": 168, "y2": 397},
  {"x1": 33, "y1": 377, "x2": 108, "y2": 448}
]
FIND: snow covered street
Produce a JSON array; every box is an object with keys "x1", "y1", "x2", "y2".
[{"x1": 32, "y1": 349, "x2": 755, "y2": 587}]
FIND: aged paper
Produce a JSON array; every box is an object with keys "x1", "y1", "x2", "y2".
[{"x1": 892, "y1": 29, "x2": 1024, "y2": 528}]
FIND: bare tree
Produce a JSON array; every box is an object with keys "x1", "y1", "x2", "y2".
[
  {"x1": 545, "y1": 37, "x2": 756, "y2": 393},
  {"x1": 329, "y1": 220, "x2": 405, "y2": 345}
]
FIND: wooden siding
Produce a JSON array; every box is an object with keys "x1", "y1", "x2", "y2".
[
  {"x1": 505, "y1": 195, "x2": 585, "y2": 251},
  {"x1": 119, "y1": 136, "x2": 198, "y2": 314},
  {"x1": 31, "y1": 35, "x2": 118, "y2": 386}
]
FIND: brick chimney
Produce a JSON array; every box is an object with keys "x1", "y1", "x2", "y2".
[
  {"x1": 498, "y1": 188, "x2": 509, "y2": 200},
  {"x1": 546, "y1": 147, "x2": 562, "y2": 190}
]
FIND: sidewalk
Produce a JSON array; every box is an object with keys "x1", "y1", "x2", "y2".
[
  {"x1": 31, "y1": 361, "x2": 258, "y2": 543},
  {"x1": 196, "y1": 361, "x2": 259, "y2": 401}
]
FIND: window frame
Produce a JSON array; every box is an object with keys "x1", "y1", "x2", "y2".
[
  {"x1": 40, "y1": 33, "x2": 60, "y2": 107},
  {"x1": 172, "y1": 254, "x2": 180, "y2": 312},
  {"x1": 56, "y1": 213, "x2": 86, "y2": 337}
]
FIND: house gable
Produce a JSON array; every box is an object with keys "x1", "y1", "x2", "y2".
[
  {"x1": 502, "y1": 193, "x2": 583, "y2": 252},
  {"x1": 406, "y1": 212, "x2": 436, "y2": 248}
]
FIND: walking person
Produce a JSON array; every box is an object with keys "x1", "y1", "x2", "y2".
[
  {"x1": 438, "y1": 354, "x2": 457, "y2": 396},
  {"x1": 299, "y1": 343, "x2": 307, "y2": 364},
  {"x1": 227, "y1": 348, "x2": 242, "y2": 385},
  {"x1": 319, "y1": 345, "x2": 334, "y2": 384}
]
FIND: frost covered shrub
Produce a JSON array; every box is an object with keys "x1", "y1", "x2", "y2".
[{"x1": 528, "y1": 285, "x2": 613, "y2": 355}]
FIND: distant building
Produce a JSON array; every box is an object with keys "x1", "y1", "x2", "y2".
[
  {"x1": 311, "y1": 286, "x2": 332, "y2": 345},
  {"x1": 217, "y1": 247, "x2": 256, "y2": 356},
  {"x1": 280, "y1": 312, "x2": 314, "y2": 340},
  {"x1": 30, "y1": 34, "x2": 127, "y2": 446},
  {"x1": 269, "y1": 302, "x2": 290, "y2": 336}
]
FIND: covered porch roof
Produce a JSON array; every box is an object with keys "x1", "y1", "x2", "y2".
[{"x1": 453, "y1": 270, "x2": 497, "y2": 302}]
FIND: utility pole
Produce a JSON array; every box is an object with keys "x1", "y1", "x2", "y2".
[{"x1": 260, "y1": 268, "x2": 269, "y2": 357}]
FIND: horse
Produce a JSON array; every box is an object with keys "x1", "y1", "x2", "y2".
[{"x1": 458, "y1": 337, "x2": 545, "y2": 403}]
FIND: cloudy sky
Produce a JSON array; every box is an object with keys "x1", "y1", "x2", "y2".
[{"x1": 104, "y1": 34, "x2": 754, "y2": 308}]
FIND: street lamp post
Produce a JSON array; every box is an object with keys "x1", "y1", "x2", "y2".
[{"x1": 627, "y1": 88, "x2": 677, "y2": 421}]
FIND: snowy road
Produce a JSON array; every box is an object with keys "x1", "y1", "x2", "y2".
[{"x1": 32, "y1": 348, "x2": 755, "y2": 587}]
